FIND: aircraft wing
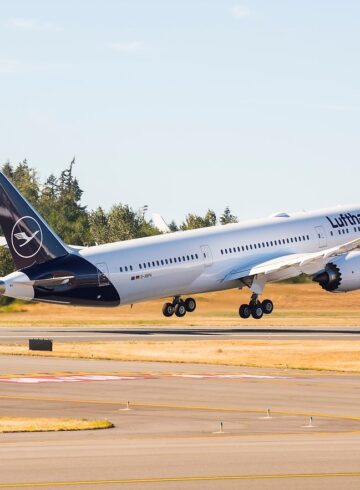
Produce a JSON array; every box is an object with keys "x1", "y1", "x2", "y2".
[{"x1": 223, "y1": 236, "x2": 360, "y2": 282}]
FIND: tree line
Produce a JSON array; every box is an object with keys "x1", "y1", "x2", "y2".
[{"x1": 0, "y1": 160, "x2": 239, "y2": 277}]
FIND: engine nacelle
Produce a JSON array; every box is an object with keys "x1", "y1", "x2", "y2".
[{"x1": 313, "y1": 251, "x2": 360, "y2": 292}]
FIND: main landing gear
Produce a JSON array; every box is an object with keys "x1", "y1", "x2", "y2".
[
  {"x1": 162, "y1": 297, "x2": 197, "y2": 318},
  {"x1": 239, "y1": 294, "x2": 274, "y2": 320}
]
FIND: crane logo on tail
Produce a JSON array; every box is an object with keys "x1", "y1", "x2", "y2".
[{"x1": 11, "y1": 216, "x2": 43, "y2": 259}]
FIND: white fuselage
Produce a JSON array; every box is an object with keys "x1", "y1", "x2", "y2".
[{"x1": 79, "y1": 204, "x2": 360, "y2": 306}]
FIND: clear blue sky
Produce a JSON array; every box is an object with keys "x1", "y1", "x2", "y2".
[{"x1": 1, "y1": 0, "x2": 359, "y2": 224}]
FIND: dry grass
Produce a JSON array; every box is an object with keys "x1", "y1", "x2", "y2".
[
  {"x1": 1, "y1": 283, "x2": 360, "y2": 327},
  {"x1": 2, "y1": 339, "x2": 360, "y2": 373},
  {"x1": 0, "y1": 417, "x2": 113, "y2": 433}
]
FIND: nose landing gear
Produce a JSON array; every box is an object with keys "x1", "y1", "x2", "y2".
[
  {"x1": 162, "y1": 296, "x2": 197, "y2": 317},
  {"x1": 239, "y1": 294, "x2": 274, "y2": 320}
]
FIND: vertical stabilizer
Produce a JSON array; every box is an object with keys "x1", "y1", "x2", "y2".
[{"x1": 0, "y1": 172, "x2": 68, "y2": 270}]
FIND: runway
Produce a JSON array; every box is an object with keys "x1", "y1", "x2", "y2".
[
  {"x1": 1, "y1": 325, "x2": 360, "y2": 343},
  {"x1": 1, "y1": 355, "x2": 360, "y2": 489}
]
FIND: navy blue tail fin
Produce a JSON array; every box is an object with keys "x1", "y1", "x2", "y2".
[{"x1": 0, "y1": 171, "x2": 69, "y2": 270}]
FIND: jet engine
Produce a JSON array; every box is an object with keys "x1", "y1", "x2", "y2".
[{"x1": 313, "y1": 251, "x2": 360, "y2": 292}]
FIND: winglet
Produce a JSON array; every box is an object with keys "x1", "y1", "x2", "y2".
[{"x1": 152, "y1": 213, "x2": 171, "y2": 233}]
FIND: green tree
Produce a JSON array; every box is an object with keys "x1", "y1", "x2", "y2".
[
  {"x1": 88, "y1": 207, "x2": 109, "y2": 244},
  {"x1": 38, "y1": 159, "x2": 90, "y2": 245},
  {"x1": 168, "y1": 220, "x2": 179, "y2": 232},
  {"x1": 181, "y1": 209, "x2": 217, "y2": 230},
  {"x1": 220, "y1": 206, "x2": 238, "y2": 225}
]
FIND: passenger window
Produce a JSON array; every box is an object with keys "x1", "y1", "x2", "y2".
[
  {"x1": 148, "y1": 262, "x2": 151, "y2": 267},
  {"x1": 246, "y1": 245, "x2": 249, "y2": 250},
  {"x1": 143, "y1": 263, "x2": 147, "y2": 269},
  {"x1": 161, "y1": 260, "x2": 164, "y2": 265},
  {"x1": 156, "y1": 261, "x2": 159, "y2": 266},
  {"x1": 174, "y1": 258, "x2": 177, "y2": 263},
  {"x1": 191, "y1": 254, "x2": 194, "y2": 259},
  {"x1": 254, "y1": 244, "x2": 257, "y2": 249},
  {"x1": 242, "y1": 246, "x2": 245, "y2": 251},
  {"x1": 294, "y1": 237, "x2": 297, "y2": 242},
  {"x1": 195, "y1": 254, "x2": 198, "y2": 259},
  {"x1": 165, "y1": 259, "x2": 168, "y2": 264},
  {"x1": 139, "y1": 264, "x2": 142, "y2": 269},
  {"x1": 237, "y1": 246, "x2": 240, "y2": 252},
  {"x1": 120, "y1": 267, "x2": 123, "y2": 272},
  {"x1": 152, "y1": 261, "x2": 155, "y2": 267},
  {"x1": 290, "y1": 238, "x2": 293, "y2": 243},
  {"x1": 130, "y1": 265, "x2": 133, "y2": 271},
  {"x1": 170, "y1": 258, "x2": 173, "y2": 264},
  {"x1": 250, "y1": 244, "x2": 253, "y2": 250},
  {"x1": 187, "y1": 255, "x2": 190, "y2": 260},
  {"x1": 125, "y1": 266, "x2": 128, "y2": 272},
  {"x1": 225, "y1": 249, "x2": 228, "y2": 254}
]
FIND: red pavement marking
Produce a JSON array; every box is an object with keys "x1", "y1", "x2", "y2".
[{"x1": 0, "y1": 373, "x2": 289, "y2": 383}]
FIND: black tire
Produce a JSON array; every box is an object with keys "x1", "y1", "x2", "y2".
[
  {"x1": 162, "y1": 302, "x2": 174, "y2": 317},
  {"x1": 262, "y1": 299, "x2": 273, "y2": 315},
  {"x1": 239, "y1": 304, "x2": 251, "y2": 319},
  {"x1": 251, "y1": 304, "x2": 263, "y2": 320},
  {"x1": 185, "y1": 297, "x2": 196, "y2": 313},
  {"x1": 174, "y1": 302, "x2": 187, "y2": 317}
]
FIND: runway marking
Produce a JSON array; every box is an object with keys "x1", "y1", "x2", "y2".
[
  {"x1": 0, "y1": 372, "x2": 291, "y2": 383},
  {"x1": 1, "y1": 472, "x2": 360, "y2": 487}
]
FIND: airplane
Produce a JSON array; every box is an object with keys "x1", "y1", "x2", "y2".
[{"x1": 1, "y1": 170, "x2": 360, "y2": 320}]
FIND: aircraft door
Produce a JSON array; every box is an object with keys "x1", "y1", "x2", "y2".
[
  {"x1": 315, "y1": 226, "x2": 327, "y2": 248},
  {"x1": 97, "y1": 262, "x2": 110, "y2": 286},
  {"x1": 200, "y1": 245, "x2": 213, "y2": 267}
]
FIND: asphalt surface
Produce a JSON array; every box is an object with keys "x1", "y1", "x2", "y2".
[
  {"x1": 1, "y1": 325, "x2": 360, "y2": 342},
  {"x1": 1, "y1": 354, "x2": 360, "y2": 489}
]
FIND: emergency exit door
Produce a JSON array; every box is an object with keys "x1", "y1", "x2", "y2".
[
  {"x1": 315, "y1": 226, "x2": 327, "y2": 248},
  {"x1": 200, "y1": 245, "x2": 213, "y2": 267}
]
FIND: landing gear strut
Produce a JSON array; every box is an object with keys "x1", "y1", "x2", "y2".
[
  {"x1": 162, "y1": 296, "x2": 197, "y2": 318},
  {"x1": 239, "y1": 294, "x2": 274, "y2": 320}
]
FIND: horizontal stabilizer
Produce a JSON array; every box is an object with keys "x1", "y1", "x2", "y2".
[{"x1": 16, "y1": 276, "x2": 75, "y2": 288}]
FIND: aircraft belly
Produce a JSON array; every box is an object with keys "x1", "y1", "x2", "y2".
[{"x1": 118, "y1": 266, "x2": 203, "y2": 305}]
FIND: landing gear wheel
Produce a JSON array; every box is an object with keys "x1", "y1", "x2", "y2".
[
  {"x1": 162, "y1": 302, "x2": 174, "y2": 317},
  {"x1": 251, "y1": 304, "x2": 264, "y2": 320},
  {"x1": 239, "y1": 304, "x2": 251, "y2": 319},
  {"x1": 262, "y1": 299, "x2": 273, "y2": 315},
  {"x1": 185, "y1": 297, "x2": 196, "y2": 313},
  {"x1": 174, "y1": 302, "x2": 187, "y2": 317}
]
